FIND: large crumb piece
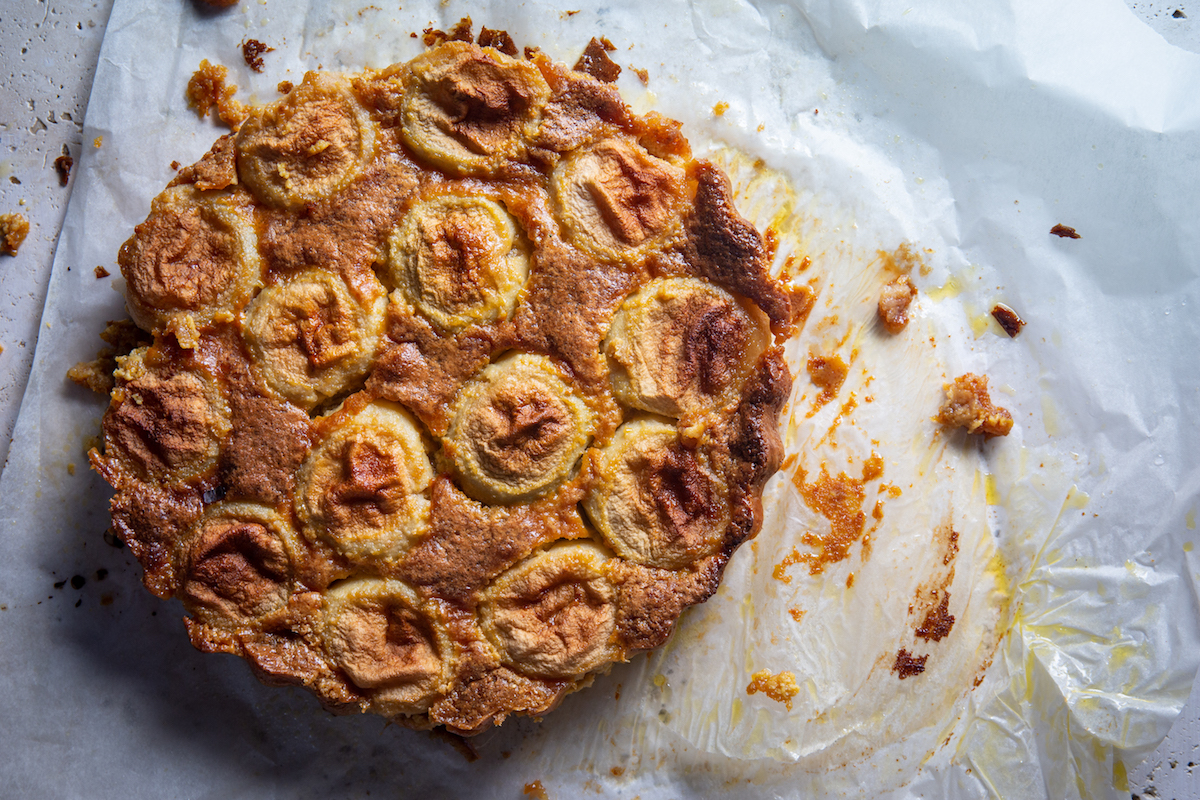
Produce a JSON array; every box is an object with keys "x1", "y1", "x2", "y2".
[
  {"x1": 67, "y1": 320, "x2": 151, "y2": 395},
  {"x1": 574, "y1": 36, "x2": 621, "y2": 83},
  {"x1": 935, "y1": 373, "x2": 1013, "y2": 437},
  {"x1": 1050, "y1": 223, "x2": 1081, "y2": 239},
  {"x1": 241, "y1": 39, "x2": 273, "y2": 72},
  {"x1": 745, "y1": 668, "x2": 799, "y2": 710},
  {"x1": 878, "y1": 274, "x2": 917, "y2": 334},
  {"x1": 186, "y1": 60, "x2": 249, "y2": 129},
  {"x1": 0, "y1": 213, "x2": 30, "y2": 256}
]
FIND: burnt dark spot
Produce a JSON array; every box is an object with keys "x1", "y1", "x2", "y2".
[
  {"x1": 95, "y1": 568, "x2": 109, "y2": 581},
  {"x1": 70, "y1": 575, "x2": 86, "y2": 590},
  {"x1": 54, "y1": 579, "x2": 67, "y2": 589}
]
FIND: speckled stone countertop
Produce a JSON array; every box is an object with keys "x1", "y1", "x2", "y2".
[{"x1": 1, "y1": 2, "x2": 1196, "y2": 797}]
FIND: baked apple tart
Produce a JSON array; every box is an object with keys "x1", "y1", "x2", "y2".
[{"x1": 90, "y1": 32, "x2": 800, "y2": 734}]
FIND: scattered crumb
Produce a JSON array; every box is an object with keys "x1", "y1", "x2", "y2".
[
  {"x1": 991, "y1": 302, "x2": 1025, "y2": 337},
  {"x1": 632, "y1": 66, "x2": 649, "y2": 85},
  {"x1": 574, "y1": 36, "x2": 621, "y2": 83},
  {"x1": 523, "y1": 780, "x2": 550, "y2": 799},
  {"x1": 713, "y1": 101, "x2": 729, "y2": 117},
  {"x1": 201, "y1": 0, "x2": 239, "y2": 7},
  {"x1": 277, "y1": 80, "x2": 294, "y2": 94},
  {"x1": 935, "y1": 373, "x2": 1013, "y2": 437},
  {"x1": 1174, "y1": 8, "x2": 1187, "y2": 17},
  {"x1": 1050, "y1": 223, "x2": 1081, "y2": 239},
  {"x1": 524, "y1": 45, "x2": 542, "y2": 60},
  {"x1": 424, "y1": 16, "x2": 473, "y2": 47},
  {"x1": 561, "y1": 9, "x2": 580, "y2": 18},
  {"x1": 186, "y1": 59, "x2": 249, "y2": 129},
  {"x1": 67, "y1": 320, "x2": 151, "y2": 395},
  {"x1": 788, "y1": 607, "x2": 805, "y2": 622},
  {"x1": 0, "y1": 212, "x2": 30, "y2": 256},
  {"x1": 807, "y1": 354, "x2": 848, "y2": 407},
  {"x1": 93, "y1": 136, "x2": 103, "y2": 148},
  {"x1": 746, "y1": 669, "x2": 799, "y2": 710},
  {"x1": 94, "y1": 265, "x2": 110, "y2": 279},
  {"x1": 877, "y1": 274, "x2": 917, "y2": 334},
  {"x1": 477, "y1": 26, "x2": 518, "y2": 56},
  {"x1": 610, "y1": 766, "x2": 624, "y2": 777},
  {"x1": 170, "y1": 160, "x2": 181, "y2": 171},
  {"x1": 54, "y1": 145, "x2": 73, "y2": 186},
  {"x1": 67, "y1": 463, "x2": 76, "y2": 476},
  {"x1": 241, "y1": 38, "x2": 274, "y2": 73},
  {"x1": 916, "y1": 593, "x2": 956, "y2": 642},
  {"x1": 892, "y1": 648, "x2": 928, "y2": 679}
]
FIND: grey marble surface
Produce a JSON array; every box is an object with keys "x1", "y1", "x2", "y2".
[{"x1": 0, "y1": 1, "x2": 1196, "y2": 796}]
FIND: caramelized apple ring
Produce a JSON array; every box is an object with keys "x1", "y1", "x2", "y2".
[
  {"x1": 479, "y1": 541, "x2": 619, "y2": 679},
  {"x1": 242, "y1": 268, "x2": 386, "y2": 410},
  {"x1": 604, "y1": 277, "x2": 771, "y2": 435},
  {"x1": 400, "y1": 41, "x2": 550, "y2": 176},
  {"x1": 296, "y1": 401, "x2": 432, "y2": 561},
  {"x1": 324, "y1": 578, "x2": 454, "y2": 715},
  {"x1": 551, "y1": 137, "x2": 687, "y2": 262},
  {"x1": 119, "y1": 185, "x2": 261, "y2": 338},
  {"x1": 236, "y1": 72, "x2": 376, "y2": 210},
  {"x1": 386, "y1": 194, "x2": 528, "y2": 331},
  {"x1": 445, "y1": 354, "x2": 594, "y2": 504},
  {"x1": 584, "y1": 419, "x2": 730, "y2": 570},
  {"x1": 178, "y1": 502, "x2": 298, "y2": 628},
  {"x1": 102, "y1": 347, "x2": 231, "y2": 485}
]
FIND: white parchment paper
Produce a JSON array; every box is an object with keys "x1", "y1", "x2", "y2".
[{"x1": 2, "y1": 0, "x2": 1199, "y2": 797}]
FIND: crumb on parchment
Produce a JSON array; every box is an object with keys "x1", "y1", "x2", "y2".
[
  {"x1": 1, "y1": 213, "x2": 30, "y2": 256},
  {"x1": 878, "y1": 274, "x2": 917, "y2": 334},
  {"x1": 935, "y1": 373, "x2": 1013, "y2": 437},
  {"x1": 67, "y1": 320, "x2": 151, "y2": 395},
  {"x1": 746, "y1": 668, "x2": 799, "y2": 710},
  {"x1": 186, "y1": 59, "x2": 249, "y2": 129}
]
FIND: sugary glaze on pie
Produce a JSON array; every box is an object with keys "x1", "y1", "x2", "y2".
[{"x1": 91, "y1": 32, "x2": 800, "y2": 735}]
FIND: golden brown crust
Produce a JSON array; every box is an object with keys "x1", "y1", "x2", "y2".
[{"x1": 94, "y1": 39, "x2": 797, "y2": 735}]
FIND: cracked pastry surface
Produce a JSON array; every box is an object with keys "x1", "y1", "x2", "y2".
[{"x1": 92, "y1": 36, "x2": 797, "y2": 735}]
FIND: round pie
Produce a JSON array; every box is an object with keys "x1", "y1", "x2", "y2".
[{"x1": 91, "y1": 34, "x2": 799, "y2": 735}]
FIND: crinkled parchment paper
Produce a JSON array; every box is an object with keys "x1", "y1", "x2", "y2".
[{"x1": 2, "y1": 0, "x2": 1199, "y2": 797}]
